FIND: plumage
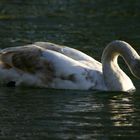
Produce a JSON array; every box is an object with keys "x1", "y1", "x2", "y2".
[{"x1": 0, "y1": 40, "x2": 139, "y2": 91}]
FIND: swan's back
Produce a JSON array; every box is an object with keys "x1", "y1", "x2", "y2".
[
  {"x1": 0, "y1": 42, "x2": 104, "y2": 90},
  {"x1": 34, "y1": 42, "x2": 102, "y2": 69}
]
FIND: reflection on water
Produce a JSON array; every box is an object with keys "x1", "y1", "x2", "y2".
[
  {"x1": 110, "y1": 96, "x2": 134, "y2": 127},
  {"x1": 0, "y1": 88, "x2": 140, "y2": 139},
  {"x1": 0, "y1": 0, "x2": 140, "y2": 139}
]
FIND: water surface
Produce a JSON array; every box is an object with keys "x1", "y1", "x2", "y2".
[{"x1": 0, "y1": 88, "x2": 140, "y2": 139}]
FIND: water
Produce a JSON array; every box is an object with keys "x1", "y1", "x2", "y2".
[
  {"x1": 0, "y1": 0, "x2": 140, "y2": 139},
  {"x1": 0, "y1": 88, "x2": 140, "y2": 139}
]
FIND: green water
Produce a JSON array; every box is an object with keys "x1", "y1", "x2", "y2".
[{"x1": 0, "y1": 0, "x2": 140, "y2": 139}]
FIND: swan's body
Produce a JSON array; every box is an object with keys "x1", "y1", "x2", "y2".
[{"x1": 0, "y1": 40, "x2": 139, "y2": 91}]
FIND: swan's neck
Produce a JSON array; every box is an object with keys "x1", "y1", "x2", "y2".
[{"x1": 101, "y1": 40, "x2": 139, "y2": 91}]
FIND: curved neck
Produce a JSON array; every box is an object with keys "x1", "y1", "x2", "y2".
[{"x1": 101, "y1": 40, "x2": 139, "y2": 91}]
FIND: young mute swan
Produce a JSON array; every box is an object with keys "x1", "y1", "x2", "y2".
[{"x1": 0, "y1": 40, "x2": 139, "y2": 92}]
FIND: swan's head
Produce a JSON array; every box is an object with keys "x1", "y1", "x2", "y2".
[{"x1": 131, "y1": 58, "x2": 140, "y2": 79}]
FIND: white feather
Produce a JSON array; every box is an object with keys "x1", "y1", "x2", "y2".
[{"x1": 0, "y1": 40, "x2": 139, "y2": 91}]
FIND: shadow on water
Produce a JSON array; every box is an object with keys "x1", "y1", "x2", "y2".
[{"x1": 0, "y1": 87, "x2": 140, "y2": 139}]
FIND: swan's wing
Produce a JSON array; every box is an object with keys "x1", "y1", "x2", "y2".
[
  {"x1": 0, "y1": 45, "x2": 104, "y2": 89},
  {"x1": 0, "y1": 45, "x2": 88, "y2": 81},
  {"x1": 34, "y1": 41, "x2": 94, "y2": 61},
  {"x1": 0, "y1": 44, "x2": 96, "y2": 76},
  {"x1": 0, "y1": 46, "x2": 54, "y2": 84},
  {"x1": 34, "y1": 42, "x2": 101, "y2": 66},
  {"x1": 0, "y1": 45, "x2": 40, "y2": 71},
  {"x1": 34, "y1": 42, "x2": 64, "y2": 52}
]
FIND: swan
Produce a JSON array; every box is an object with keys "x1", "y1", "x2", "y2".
[{"x1": 0, "y1": 40, "x2": 139, "y2": 92}]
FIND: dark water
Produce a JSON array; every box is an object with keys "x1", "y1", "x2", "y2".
[{"x1": 0, "y1": 0, "x2": 140, "y2": 139}]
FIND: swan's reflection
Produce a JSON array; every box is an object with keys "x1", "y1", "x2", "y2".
[{"x1": 109, "y1": 95, "x2": 134, "y2": 126}]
